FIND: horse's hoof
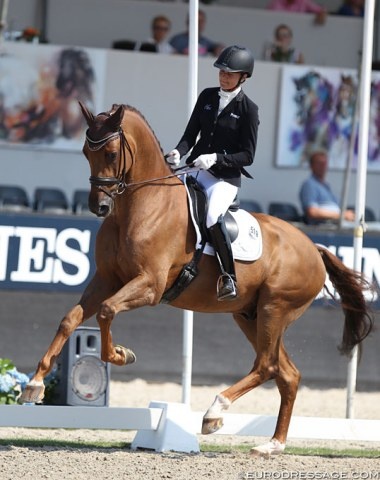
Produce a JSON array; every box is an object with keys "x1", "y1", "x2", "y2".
[
  {"x1": 18, "y1": 381, "x2": 45, "y2": 404},
  {"x1": 201, "y1": 416, "x2": 223, "y2": 434},
  {"x1": 115, "y1": 345, "x2": 136, "y2": 365},
  {"x1": 250, "y1": 439, "x2": 285, "y2": 458}
]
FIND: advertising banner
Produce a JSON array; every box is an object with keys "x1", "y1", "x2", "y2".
[
  {"x1": 0, "y1": 213, "x2": 100, "y2": 291},
  {"x1": 0, "y1": 213, "x2": 379, "y2": 305}
]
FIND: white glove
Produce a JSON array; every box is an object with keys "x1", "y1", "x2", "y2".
[
  {"x1": 165, "y1": 149, "x2": 181, "y2": 166},
  {"x1": 193, "y1": 153, "x2": 217, "y2": 170}
]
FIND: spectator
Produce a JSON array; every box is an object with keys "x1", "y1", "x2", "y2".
[
  {"x1": 335, "y1": 0, "x2": 364, "y2": 17},
  {"x1": 263, "y1": 24, "x2": 304, "y2": 64},
  {"x1": 267, "y1": 0, "x2": 327, "y2": 25},
  {"x1": 299, "y1": 150, "x2": 355, "y2": 224},
  {"x1": 139, "y1": 15, "x2": 175, "y2": 54},
  {"x1": 169, "y1": 9, "x2": 224, "y2": 57}
]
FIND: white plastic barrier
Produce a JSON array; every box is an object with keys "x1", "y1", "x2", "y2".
[
  {"x1": 1, "y1": 403, "x2": 380, "y2": 452},
  {"x1": 0, "y1": 402, "x2": 200, "y2": 453},
  {"x1": 192, "y1": 412, "x2": 380, "y2": 443}
]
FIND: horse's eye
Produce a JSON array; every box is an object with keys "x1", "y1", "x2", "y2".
[{"x1": 106, "y1": 151, "x2": 117, "y2": 163}]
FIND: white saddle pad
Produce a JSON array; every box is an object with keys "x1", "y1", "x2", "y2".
[
  {"x1": 203, "y1": 209, "x2": 263, "y2": 261},
  {"x1": 183, "y1": 175, "x2": 263, "y2": 262}
]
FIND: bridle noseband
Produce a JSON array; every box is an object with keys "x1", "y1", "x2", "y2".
[{"x1": 86, "y1": 127, "x2": 134, "y2": 197}]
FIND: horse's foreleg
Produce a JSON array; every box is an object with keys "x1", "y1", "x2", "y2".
[
  {"x1": 96, "y1": 275, "x2": 160, "y2": 366},
  {"x1": 19, "y1": 303, "x2": 87, "y2": 403},
  {"x1": 19, "y1": 274, "x2": 114, "y2": 404},
  {"x1": 96, "y1": 310, "x2": 136, "y2": 366}
]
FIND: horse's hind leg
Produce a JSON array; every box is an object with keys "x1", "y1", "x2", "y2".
[
  {"x1": 250, "y1": 341, "x2": 301, "y2": 457},
  {"x1": 19, "y1": 273, "x2": 115, "y2": 404},
  {"x1": 202, "y1": 310, "x2": 301, "y2": 457}
]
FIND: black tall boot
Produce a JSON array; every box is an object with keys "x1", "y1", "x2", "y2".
[{"x1": 208, "y1": 215, "x2": 237, "y2": 301}]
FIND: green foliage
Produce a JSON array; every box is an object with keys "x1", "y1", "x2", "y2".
[
  {"x1": 0, "y1": 358, "x2": 15, "y2": 375},
  {"x1": 0, "y1": 358, "x2": 30, "y2": 405},
  {"x1": 43, "y1": 375, "x2": 59, "y2": 405},
  {"x1": 0, "y1": 391, "x2": 18, "y2": 405},
  {"x1": 0, "y1": 358, "x2": 18, "y2": 404}
]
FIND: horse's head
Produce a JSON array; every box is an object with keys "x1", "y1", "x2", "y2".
[
  {"x1": 80, "y1": 101, "x2": 133, "y2": 217},
  {"x1": 56, "y1": 49, "x2": 94, "y2": 101}
]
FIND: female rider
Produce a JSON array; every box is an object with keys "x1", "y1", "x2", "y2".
[{"x1": 166, "y1": 45, "x2": 259, "y2": 301}]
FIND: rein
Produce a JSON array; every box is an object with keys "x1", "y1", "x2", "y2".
[
  {"x1": 86, "y1": 128, "x2": 200, "y2": 197},
  {"x1": 117, "y1": 164, "x2": 201, "y2": 190}
]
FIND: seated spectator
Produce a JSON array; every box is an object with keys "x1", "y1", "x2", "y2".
[
  {"x1": 299, "y1": 150, "x2": 355, "y2": 224},
  {"x1": 169, "y1": 9, "x2": 224, "y2": 57},
  {"x1": 335, "y1": 0, "x2": 364, "y2": 17},
  {"x1": 263, "y1": 24, "x2": 304, "y2": 64},
  {"x1": 267, "y1": 0, "x2": 327, "y2": 25},
  {"x1": 139, "y1": 15, "x2": 175, "y2": 54}
]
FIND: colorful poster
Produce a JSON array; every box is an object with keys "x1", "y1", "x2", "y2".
[
  {"x1": 276, "y1": 65, "x2": 380, "y2": 171},
  {"x1": 0, "y1": 43, "x2": 106, "y2": 151}
]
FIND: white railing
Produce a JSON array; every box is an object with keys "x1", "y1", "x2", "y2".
[{"x1": 1, "y1": 402, "x2": 380, "y2": 453}]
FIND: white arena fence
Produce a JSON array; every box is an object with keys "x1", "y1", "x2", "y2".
[{"x1": 1, "y1": 402, "x2": 380, "y2": 453}]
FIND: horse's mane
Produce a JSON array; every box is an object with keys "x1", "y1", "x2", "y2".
[{"x1": 111, "y1": 103, "x2": 164, "y2": 155}]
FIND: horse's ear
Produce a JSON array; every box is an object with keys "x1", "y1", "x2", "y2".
[
  {"x1": 78, "y1": 101, "x2": 95, "y2": 127},
  {"x1": 107, "y1": 104, "x2": 124, "y2": 131}
]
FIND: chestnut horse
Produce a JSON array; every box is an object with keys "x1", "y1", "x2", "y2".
[{"x1": 20, "y1": 103, "x2": 373, "y2": 457}]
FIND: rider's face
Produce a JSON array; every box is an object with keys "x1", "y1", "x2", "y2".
[{"x1": 219, "y1": 70, "x2": 245, "y2": 91}]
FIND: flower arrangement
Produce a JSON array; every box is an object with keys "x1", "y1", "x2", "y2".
[
  {"x1": 0, "y1": 358, "x2": 30, "y2": 404},
  {"x1": 21, "y1": 27, "x2": 40, "y2": 42}
]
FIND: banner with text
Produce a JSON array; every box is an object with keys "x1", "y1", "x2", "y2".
[{"x1": 0, "y1": 214, "x2": 379, "y2": 305}]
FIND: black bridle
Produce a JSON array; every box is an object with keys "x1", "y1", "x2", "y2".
[
  {"x1": 86, "y1": 127, "x2": 134, "y2": 197},
  {"x1": 85, "y1": 127, "x2": 201, "y2": 198}
]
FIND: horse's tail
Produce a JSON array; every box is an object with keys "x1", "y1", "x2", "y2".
[{"x1": 317, "y1": 245, "x2": 374, "y2": 356}]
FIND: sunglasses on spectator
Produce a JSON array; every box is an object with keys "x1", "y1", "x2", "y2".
[{"x1": 154, "y1": 25, "x2": 169, "y2": 31}]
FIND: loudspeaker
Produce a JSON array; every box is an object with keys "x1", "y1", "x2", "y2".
[{"x1": 50, "y1": 327, "x2": 110, "y2": 406}]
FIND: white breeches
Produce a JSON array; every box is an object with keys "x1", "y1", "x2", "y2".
[{"x1": 190, "y1": 170, "x2": 239, "y2": 228}]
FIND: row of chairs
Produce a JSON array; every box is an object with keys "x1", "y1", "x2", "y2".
[
  {"x1": 240, "y1": 200, "x2": 303, "y2": 222},
  {"x1": 0, "y1": 186, "x2": 90, "y2": 215},
  {"x1": 239, "y1": 200, "x2": 378, "y2": 223},
  {"x1": 0, "y1": 186, "x2": 377, "y2": 223}
]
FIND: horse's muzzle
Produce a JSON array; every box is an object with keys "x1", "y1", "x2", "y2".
[
  {"x1": 93, "y1": 203, "x2": 112, "y2": 217},
  {"x1": 89, "y1": 193, "x2": 114, "y2": 217}
]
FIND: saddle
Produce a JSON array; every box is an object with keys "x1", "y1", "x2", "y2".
[
  {"x1": 186, "y1": 175, "x2": 239, "y2": 244},
  {"x1": 161, "y1": 175, "x2": 239, "y2": 304}
]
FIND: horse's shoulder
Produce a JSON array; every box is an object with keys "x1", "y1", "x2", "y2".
[{"x1": 96, "y1": 216, "x2": 119, "y2": 241}]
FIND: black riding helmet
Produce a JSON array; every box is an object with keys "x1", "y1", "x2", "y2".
[{"x1": 213, "y1": 45, "x2": 254, "y2": 78}]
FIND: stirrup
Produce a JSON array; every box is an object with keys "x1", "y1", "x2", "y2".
[{"x1": 217, "y1": 273, "x2": 237, "y2": 301}]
